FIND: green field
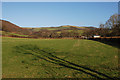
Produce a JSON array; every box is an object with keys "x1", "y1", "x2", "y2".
[
  {"x1": 1, "y1": 31, "x2": 29, "y2": 37},
  {"x1": 2, "y1": 37, "x2": 119, "y2": 79}
]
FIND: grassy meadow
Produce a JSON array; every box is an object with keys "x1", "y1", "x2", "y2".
[{"x1": 2, "y1": 37, "x2": 119, "y2": 78}]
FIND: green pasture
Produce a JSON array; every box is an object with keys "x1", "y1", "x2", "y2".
[
  {"x1": 2, "y1": 31, "x2": 29, "y2": 37},
  {"x1": 2, "y1": 37, "x2": 119, "y2": 78}
]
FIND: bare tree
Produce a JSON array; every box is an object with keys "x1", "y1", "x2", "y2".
[{"x1": 105, "y1": 14, "x2": 120, "y2": 36}]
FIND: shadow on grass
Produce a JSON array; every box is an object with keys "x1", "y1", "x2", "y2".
[
  {"x1": 89, "y1": 38, "x2": 120, "y2": 49},
  {"x1": 14, "y1": 44, "x2": 115, "y2": 79}
]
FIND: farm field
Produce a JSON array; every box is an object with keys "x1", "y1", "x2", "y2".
[{"x1": 2, "y1": 37, "x2": 119, "y2": 79}]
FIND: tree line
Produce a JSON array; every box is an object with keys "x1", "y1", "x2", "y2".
[
  {"x1": 83, "y1": 14, "x2": 120, "y2": 37},
  {"x1": 31, "y1": 29, "x2": 81, "y2": 38}
]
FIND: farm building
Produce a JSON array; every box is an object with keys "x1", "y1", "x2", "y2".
[{"x1": 93, "y1": 35, "x2": 101, "y2": 38}]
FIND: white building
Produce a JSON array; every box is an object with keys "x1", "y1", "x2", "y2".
[{"x1": 93, "y1": 35, "x2": 101, "y2": 38}]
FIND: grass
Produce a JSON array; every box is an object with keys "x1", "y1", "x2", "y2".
[
  {"x1": 1, "y1": 31, "x2": 29, "y2": 37},
  {"x1": 31, "y1": 27, "x2": 71, "y2": 31},
  {"x1": 2, "y1": 37, "x2": 119, "y2": 78}
]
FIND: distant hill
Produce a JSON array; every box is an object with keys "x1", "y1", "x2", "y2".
[
  {"x1": 29, "y1": 25, "x2": 96, "y2": 32},
  {"x1": 58, "y1": 25, "x2": 96, "y2": 30},
  {"x1": 0, "y1": 20, "x2": 97, "y2": 38},
  {"x1": 60, "y1": 25, "x2": 78, "y2": 28},
  {"x1": 0, "y1": 20, "x2": 32, "y2": 35},
  {"x1": 60, "y1": 25, "x2": 95, "y2": 29}
]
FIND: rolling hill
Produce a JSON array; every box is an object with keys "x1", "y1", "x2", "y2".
[
  {"x1": 0, "y1": 20, "x2": 96, "y2": 38},
  {"x1": 0, "y1": 20, "x2": 32, "y2": 35}
]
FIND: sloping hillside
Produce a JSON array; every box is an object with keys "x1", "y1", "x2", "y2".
[
  {"x1": 29, "y1": 25, "x2": 96, "y2": 32},
  {"x1": 0, "y1": 20, "x2": 32, "y2": 35},
  {"x1": 0, "y1": 20, "x2": 96, "y2": 38}
]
